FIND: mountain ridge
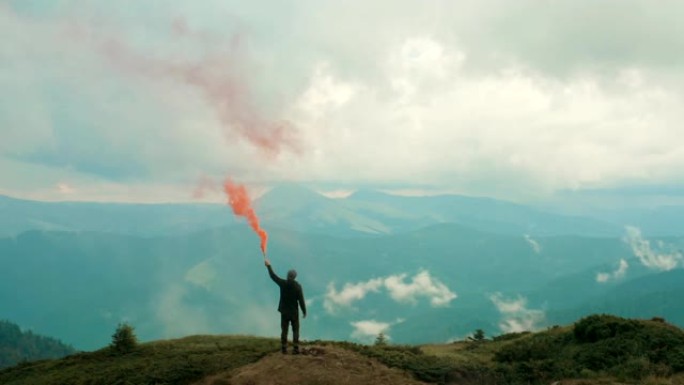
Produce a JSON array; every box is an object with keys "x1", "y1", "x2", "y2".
[
  {"x1": 0, "y1": 186, "x2": 624, "y2": 238},
  {"x1": 2, "y1": 315, "x2": 683, "y2": 385}
]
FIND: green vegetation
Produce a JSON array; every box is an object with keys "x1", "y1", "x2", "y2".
[
  {"x1": 494, "y1": 315, "x2": 684, "y2": 382},
  {"x1": 329, "y1": 341, "x2": 460, "y2": 383},
  {"x1": 469, "y1": 329, "x2": 486, "y2": 342},
  {"x1": 332, "y1": 315, "x2": 684, "y2": 385},
  {"x1": 110, "y1": 323, "x2": 138, "y2": 354},
  {"x1": 1, "y1": 315, "x2": 683, "y2": 385},
  {"x1": 0, "y1": 335, "x2": 279, "y2": 385},
  {"x1": 0, "y1": 320, "x2": 75, "y2": 369},
  {"x1": 374, "y1": 332, "x2": 388, "y2": 346}
]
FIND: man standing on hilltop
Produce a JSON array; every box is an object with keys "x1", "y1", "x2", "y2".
[{"x1": 265, "y1": 259, "x2": 307, "y2": 354}]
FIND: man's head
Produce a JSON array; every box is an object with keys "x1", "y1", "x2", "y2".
[{"x1": 287, "y1": 269, "x2": 297, "y2": 280}]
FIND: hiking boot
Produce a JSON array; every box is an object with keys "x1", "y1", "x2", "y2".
[
  {"x1": 281, "y1": 346, "x2": 287, "y2": 354},
  {"x1": 292, "y1": 347, "x2": 300, "y2": 355}
]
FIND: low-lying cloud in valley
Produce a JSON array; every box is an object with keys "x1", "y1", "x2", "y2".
[
  {"x1": 596, "y1": 259, "x2": 629, "y2": 283},
  {"x1": 324, "y1": 270, "x2": 456, "y2": 313},
  {"x1": 489, "y1": 293, "x2": 545, "y2": 333},
  {"x1": 323, "y1": 278, "x2": 384, "y2": 312},
  {"x1": 524, "y1": 234, "x2": 541, "y2": 254},
  {"x1": 384, "y1": 271, "x2": 457, "y2": 306},
  {"x1": 624, "y1": 226, "x2": 682, "y2": 271}
]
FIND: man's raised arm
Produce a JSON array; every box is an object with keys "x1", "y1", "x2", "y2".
[{"x1": 265, "y1": 259, "x2": 285, "y2": 286}]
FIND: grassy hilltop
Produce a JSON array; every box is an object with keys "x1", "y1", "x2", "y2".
[{"x1": 1, "y1": 314, "x2": 684, "y2": 385}]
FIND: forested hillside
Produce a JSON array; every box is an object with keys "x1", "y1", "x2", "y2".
[{"x1": 0, "y1": 320, "x2": 75, "y2": 368}]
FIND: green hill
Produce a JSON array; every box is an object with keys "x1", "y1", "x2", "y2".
[
  {"x1": 492, "y1": 314, "x2": 684, "y2": 382},
  {"x1": 1, "y1": 315, "x2": 683, "y2": 385},
  {"x1": 0, "y1": 320, "x2": 75, "y2": 369}
]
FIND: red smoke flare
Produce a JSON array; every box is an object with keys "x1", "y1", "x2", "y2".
[
  {"x1": 91, "y1": 23, "x2": 300, "y2": 156},
  {"x1": 223, "y1": 179, "x2": 268, "y2": 256}
]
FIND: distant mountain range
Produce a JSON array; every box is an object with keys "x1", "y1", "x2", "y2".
[
  {"x1": 0, "y1": 184, "x2": 630, "y2": 238},
  {"x1": 2, "y1": 185, "x2": 683, "y2": 350},
  {"x1": 0, "y1": 194, "x2": 237, "y2": 237}
]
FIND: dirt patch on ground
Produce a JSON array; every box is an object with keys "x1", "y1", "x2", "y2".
[{"x1": 193, "y1": 345, "x2": 427, "y2": 385}]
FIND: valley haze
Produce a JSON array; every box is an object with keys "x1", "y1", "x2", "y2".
[{"x1": 1, "y1": 185, "x2": 683, "y2": 351}]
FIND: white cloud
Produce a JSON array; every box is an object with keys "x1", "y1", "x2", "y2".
[
  {"x1": 296, "y1": 63, "x2": 358, "y2": 120},
  {"x1": 596, "y1": 258, "x2": 629, "y2": 283},
  {"x1": 350, "y1": 318, "x2": 404, "y2": 342},
  {"x1": 323, "y1": 278, "x2": 384, "y2": 313},
  {"x1": 490, "y1": 294, "x2": 527, "y2": 314},
  {"x1": 324, "y1": 270, "x2": 457, "y2": 314},
  {"x1": 524, "y1": 234, "x2": 541, "y2": 254},
  {"x1": 624, "y1": 226, "x2": 682, "y2": 271},
  {"x1": 56, "y1": 182, "x2": 75, "y2": 194},
  {"x1": 384, "y1": 270, "x2": 457, "y2": 306},
  {"x1": 490, "y1": 293, "x2": 545, "y2": 333}
]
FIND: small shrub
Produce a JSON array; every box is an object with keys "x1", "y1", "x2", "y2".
[
  {"x1": 110, "y1": 322, "x2": 138, "y2": 354},
  {"x1": 374, "y1": 332, "x2": 388, "y2": 346},
  {"x1": 469, "y1": 329, "x2": 486, "y2": 342},
  {"x1": 574, "y1": 314, "x2": 642, "y2": 343}
]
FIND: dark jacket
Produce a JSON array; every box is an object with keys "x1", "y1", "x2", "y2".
[{"x1": 267, "y1": 265, "x2": 306, "y2": 318}]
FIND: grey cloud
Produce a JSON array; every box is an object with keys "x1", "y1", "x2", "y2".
[{"x1": 4, "y1": 1, "x2": 684, "y2": 202}]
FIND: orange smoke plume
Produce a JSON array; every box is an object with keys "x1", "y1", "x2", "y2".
[
  {"x1": 223, "y1": 179, "x2": 268, "y2": 256},
  {"x1": 90, "y1": 23, "x2": 299, "y2": 155}
]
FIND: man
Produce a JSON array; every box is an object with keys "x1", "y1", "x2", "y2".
[{"x1": 265, "y1": 259, "x2": 307, "y2": 354}]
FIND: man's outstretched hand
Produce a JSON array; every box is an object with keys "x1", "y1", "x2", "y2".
[{"x1": 264, "y1": 259, "x2": 271, "y2": 267}]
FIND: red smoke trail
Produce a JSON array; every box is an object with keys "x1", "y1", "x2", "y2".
[
  {"x1": 91, "y1": 23, "x2": 300, "y2": 156},
  {"x1": 223, "y1": 179, "x2": 268, "y2": 256}
]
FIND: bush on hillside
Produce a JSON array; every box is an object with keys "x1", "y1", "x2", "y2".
[
  {"x1": 374, "y1": 332, "x2": 388, "y2": 346},
  {"x1": 573, "y1": 314, "x2": 642, "y2": 343},
  {"x1": 493, "y1": 314, "x2": 684, "y2": 383},
  {"x1": 573, "y1": 314, "x2": 684, "y2": 373},
  {"x1": 469, "y1": 329, "x2": 486, "y2": 342},
  {"x1": 110, "y1": 323, "x2": 138, "y2": 354}
]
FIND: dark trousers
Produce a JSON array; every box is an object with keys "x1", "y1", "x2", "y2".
[{"x1": 280, "y1": 313, "x2": 299, "y2": 348}]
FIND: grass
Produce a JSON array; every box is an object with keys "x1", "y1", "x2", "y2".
[
  {"x1": 2, "y1": 315, "x2": 683, "y2": 385},
  {"x1": 325, "y1": 317, "x2": 684, "y2": 385},
  {"x1": 420, "y1": 330, "x2": 532, "y2": 367},
  {"x1": 0, "y1": 335, "x2": 280, "y2": 385}
]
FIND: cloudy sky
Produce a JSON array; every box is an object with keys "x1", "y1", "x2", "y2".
[{"x1": 2, "y1": 0, "x2": 683, "y2": 202}]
